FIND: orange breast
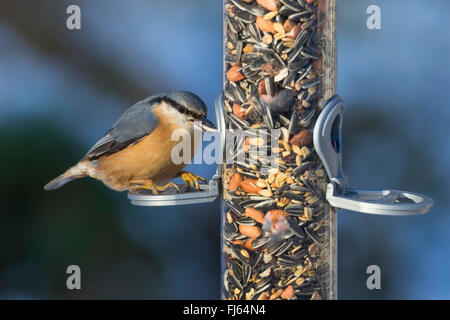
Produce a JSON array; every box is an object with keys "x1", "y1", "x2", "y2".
[{"x1": 96, "y1": 108, "x2": 197, "y2": 190}]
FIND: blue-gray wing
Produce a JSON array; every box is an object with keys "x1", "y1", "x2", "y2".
[{"x1": 86, "y1": 98, "x2": 160, "y2": 160}]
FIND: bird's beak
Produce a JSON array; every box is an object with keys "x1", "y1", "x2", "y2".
[{"x1": 193, "y1": 117, "x2": 217, "y2": 133}]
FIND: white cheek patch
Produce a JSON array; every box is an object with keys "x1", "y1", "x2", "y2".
[{"x1": 159, "y1": 101, "x2": 192, "y2": 128}]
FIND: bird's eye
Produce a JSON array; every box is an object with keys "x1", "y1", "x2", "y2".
[{"x1": 178, "y1": 106, "x2": 185, "y2": 113}]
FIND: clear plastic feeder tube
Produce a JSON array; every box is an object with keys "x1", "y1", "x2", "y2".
[{"x1": 221, "y1": 0, "x2": 336, "y2": 300}]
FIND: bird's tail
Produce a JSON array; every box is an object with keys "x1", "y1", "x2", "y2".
[{"x1": 44, "y1": 162, "x2": 89, "y2": 191}]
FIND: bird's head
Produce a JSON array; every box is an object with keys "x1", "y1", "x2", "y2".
[{"x1": 155, "y1": 91, "x2": 217, "y2": 132}]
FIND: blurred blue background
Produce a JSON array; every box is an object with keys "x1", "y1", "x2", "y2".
[{"x1": 0, "y1": 0, "x2": 448, "y2": 299}]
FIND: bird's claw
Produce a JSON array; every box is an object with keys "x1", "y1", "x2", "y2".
[
  {"x1": 179, "y1": 171, "x2": 207, "y2": 191},
  {"x1": 157, "y1": 182, "x2": 180, "y2": 193},
  {"x1": 129, "y1": 180, "x2": 179, "y2": 194},
  {"x1": 129, "y1": 181, "x2": 159, "y2": 194}
]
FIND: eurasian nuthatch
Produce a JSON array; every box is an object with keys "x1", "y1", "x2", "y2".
[{"x1": 44, "y1": 91, "x2": 216, "y2": 193}]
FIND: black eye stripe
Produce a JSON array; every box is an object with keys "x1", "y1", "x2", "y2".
[
  {"x1": 176, "y1": 104, "x2": 202, "y2": 119},
  {"x1": 149, "y1": 97, "x2": 202, "y2": 119}
]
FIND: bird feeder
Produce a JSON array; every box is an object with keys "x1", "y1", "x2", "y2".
[{"x1": 128, "y1": 0, "x2": 433, "y2": 300}]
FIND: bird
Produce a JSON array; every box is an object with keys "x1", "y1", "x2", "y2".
[{"x1": 44, "y1": 91, "x2": 216, "y2": 194}]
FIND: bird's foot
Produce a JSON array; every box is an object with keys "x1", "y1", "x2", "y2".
[
  {"x1": 156, "y1": 182, "x2": 180, "y2": 193},
  {"x1": 129, "y1": 180, "x2": 179, "y2": 194},
  {"x1": 178, "y1": 171, "x2": 207, "y2": 191}
]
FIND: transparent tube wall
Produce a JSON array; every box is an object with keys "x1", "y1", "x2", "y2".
[{"x1": 222, "y1": 0, "x2": 336, "y2": 300}]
